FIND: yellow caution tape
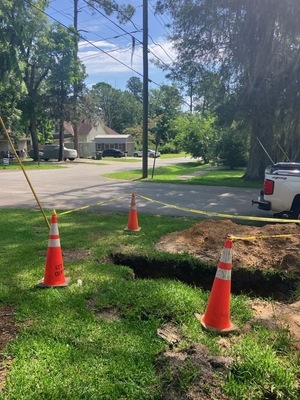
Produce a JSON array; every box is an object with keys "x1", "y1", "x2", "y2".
[
  {"x1": 229, "y1": 233, "x2": 300, "y2": 241},
  {"x1": 57, "y1": 195, "x2": 127, "y2": 216},
  {"x1": 55, "y1": 192, "x2": 300, "y2": 241},
  {"x1": 136, "y1": 194, "x2": 300, "y2": 224}
]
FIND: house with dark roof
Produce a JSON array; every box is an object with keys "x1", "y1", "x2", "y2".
[{"x1": 77, "y1": 119, "x2": 134, "y2": 157}]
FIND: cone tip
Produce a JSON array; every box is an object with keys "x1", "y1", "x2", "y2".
[{"x1": 224, "y1": 237, "x2": 233, "y2": 248}]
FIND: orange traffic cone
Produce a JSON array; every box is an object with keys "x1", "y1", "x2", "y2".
[
  {"x1": 124, "y1": 193, "x2": 141, "y2": 232},
  {"x1": 196, "y1": 238, "x2": 237, "y2": 333},
  {"x1": 38, "y1": 210, "x2": 70, "y2": 288}
]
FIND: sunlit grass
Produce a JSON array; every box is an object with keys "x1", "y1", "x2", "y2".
[
  {"x1": 189, "y1": 168, "x2": 262, "y2": 188},
  {"x1": 106, "y1": 163, "x2": 262, "y2": 188},
  {"x1": 0, "y1": 159, "x2": 67, "y2": 170},
  {"x1": 105, "y1": 161, "x2": 207, "y2": 180},
  {"x1": 0, "y1": 209, "x2": 298, "y2": 399}
]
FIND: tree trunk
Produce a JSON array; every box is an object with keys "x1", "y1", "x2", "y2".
[
  {"x1": 73, "y1": 122, "x2": 78, "y2": 153},
  {"x1": 244, "y1": 107, "x2": 275, "y2": 181},
  {"x1": 58, "y1": 119, "x2": 64, "y2": 161},
  {"x1": 29, "y1": 102, "x2": 39, "y2": 162}
]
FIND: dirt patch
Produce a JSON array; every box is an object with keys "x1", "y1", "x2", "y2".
[
  {"x1": 39, "y1": 248, "x2": 91, "y2": 262},
  {"x1": 156, "y1": 219, "x2": 300, "y2": 347},
  {"x1": 0, "y1": 306, "x2": 17, "y2": 392},
  {"x1": 155, "y1": 343, "x2": 232, "y2": 400},
  {"x1": 62, "y1": 248, "x2": 91, "y2": 262},
  {"x1": 156, "y1": 219, "x2": 300, "y2": 275},
  {"x1": 250, "y1": 299, "x2": 300, "y2": 349}
]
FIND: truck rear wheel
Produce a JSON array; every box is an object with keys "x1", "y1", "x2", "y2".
[{"x1": 292, "y1": 207, "x2": 300, "y2": 219}]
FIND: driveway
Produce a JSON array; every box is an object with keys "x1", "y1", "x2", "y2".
[{"x1": 0, "y1": 158, "x2": 267, "y2": 220}]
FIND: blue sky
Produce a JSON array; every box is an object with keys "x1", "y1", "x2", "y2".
[{"x1": 46, "y1": 0, "x2": 176, "y2": 90}]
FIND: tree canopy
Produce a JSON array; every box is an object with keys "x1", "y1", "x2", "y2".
[{"x1": 156, "y1": 0, "x2": 300, "y2": 179}]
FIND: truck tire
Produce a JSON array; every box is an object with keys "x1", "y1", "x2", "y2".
[{"x1": 292, "y1": 208, "x2": 300, "y2": 219}]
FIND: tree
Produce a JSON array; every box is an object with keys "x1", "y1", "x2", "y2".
[
  {"x1": 126, "y1": 77, "x2": 143, "y2": 102},
  {"x1": 0, "y1": 0, "x2": 58, "y2": 160},
  {"x1": 149, "y1": 84, "x2": 183, "y2": 145},
  {"x1": 0, "y1": 0, "x2": 49, "y2": 143},
  {"x1": 215, "y1": 124, "x2": 248, "y2": 169},
  {"x1": 155, "y1": 0, "x2": 300, "y2": 180},
  {"x1": 45, "y1": 25, "x2": 86, "y2": 161},
  {"x1": 86, "y1": 0, "x2": 135, "y2": 23},
  {"x1": 90, "y1": 82, "x2": 142, "y2": 132},
  {"x1": 172, "y1": 113, "x2": 216, "y2": 162}
]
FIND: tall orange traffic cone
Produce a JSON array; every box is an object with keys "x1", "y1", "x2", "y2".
[
  {"x1": 38, "y1": 210, "x2": 70, "y2": 288},
  {"x1": 124, "y1": 193, "x2": 141, "y2": 232},
  {"x1": 196, "y1": 238, "x2": 237, "y2": 333}
]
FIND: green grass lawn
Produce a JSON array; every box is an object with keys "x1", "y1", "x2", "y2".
[
  {"x1": 106, "y1": 162, "x2": 262, "y2": 189},
  {"x1": 0, "y1": 159, "x2": 72, "y2": 170},
  {"x1": 0, "y1": 209, "x2": 298, "y2": 399}
]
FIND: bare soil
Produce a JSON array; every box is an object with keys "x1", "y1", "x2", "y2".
[
  {"x1": 156, "y1": 219, "x2": 300, "y2": 275},
  {"x1": 156, "y1": 219, "x2": 300, "y2": 348}
]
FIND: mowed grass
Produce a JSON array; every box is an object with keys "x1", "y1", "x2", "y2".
[
  {"x1": 0, "y1": 159, "x2": 68, "y2": 170},
  {"x1": 0, "y1": 209, "x2": 298, "y2": 399},
  {"x1": 106, "y1": 162, "x2": 262, "y2": 188},
  {"x1": 0, "y1": 156, "x2": 141, "y2": 171}
]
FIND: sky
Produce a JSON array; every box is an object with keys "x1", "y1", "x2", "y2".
[{"x1": 46, "y1": 0, "x2": 177, "y2": 91}]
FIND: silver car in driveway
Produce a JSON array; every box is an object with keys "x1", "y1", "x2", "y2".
[{"x1": 133, "y1": 149, "x2": 161, "y2": 158}]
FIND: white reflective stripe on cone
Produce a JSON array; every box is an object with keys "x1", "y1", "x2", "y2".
[
  {"x1": 220, "y1": 247, "x2": 232, "y2": 264},
  {"x1": 215, "y1": 268, "x2": 231, "y2": 281},
  {"x1": 48, "y1": 238, "x2": 61, "y2": 247},
  {"x1": 50, "y1": 224, "x2": 59, "y2": 236}
]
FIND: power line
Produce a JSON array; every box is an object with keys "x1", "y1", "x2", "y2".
[
  {"x1": 24, "y1": 0, "x2": 178, "y2": 91},
  {"x1": 79, "y1": 0, "x2": 172, "y2": 76},
  {"x1": 25, "y1": 0, "x2": 146, "y2": 79},
  {"x1": 48, "y1": 2, "x2": 123, "y2": 45},
  {"x1": 149, "y1": 0, "x2": 172, "y2": 37},
  {"x1": 81, "y1": 0, "x2": 143, "y2": 44}
]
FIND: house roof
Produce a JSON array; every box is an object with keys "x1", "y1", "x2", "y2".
[
  {"x1": 77, "y1": 120, "x2": 93, "y2": 135},
  {"x1": 103, "y1": 126, "x2": 120, "y2": 135},
  {"x1": 77, "y1": 119, "x2": 121, "y2": 136},
  {"x1": 64, "y1": 122, "x2": 74, "y2": 135}
]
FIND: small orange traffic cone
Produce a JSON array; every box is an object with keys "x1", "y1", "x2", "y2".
[
  {"x1": 38, "y1": 210, "x2": 70, "y2": 288},
  {"x1": 124, "y1": 193, "x2": 141, "y2": 232},
  {"x1": 196, "y1": 238, "x2": 237, "y2": 333}
]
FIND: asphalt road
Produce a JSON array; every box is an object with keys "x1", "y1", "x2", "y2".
[{"x1": 1, "y1": 157, "x2": 269, "y2": 220}]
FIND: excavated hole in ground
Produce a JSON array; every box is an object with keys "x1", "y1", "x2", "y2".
[{"x1": 111, "y1": 254, "x2": 299, "y2": 301}]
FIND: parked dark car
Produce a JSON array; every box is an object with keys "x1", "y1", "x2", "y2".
[{"x1": 102, "y1": 148, "x2": 125, "y2": 158}]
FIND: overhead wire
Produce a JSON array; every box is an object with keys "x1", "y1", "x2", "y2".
[
  {"x1": 24, "y1": 0, "x2": 184, "y2": 93},
  {"x1": 49, "y1": 1, "x2": 131, "y2": 47},
  {"x1": 25, "y1": 0, "x2": 146, "y2": 80},
  {"x1": 149, "y1": 0, "x2": 173, "y2": 37},
  {"x1": 79, "y1": 0, "x2": 174, "y2": 74}
]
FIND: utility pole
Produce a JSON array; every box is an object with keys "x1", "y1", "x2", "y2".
[
  {"x1": 142, "y1": 0, "x2": 148, "y2": 178},
  {"x1": 73, "y1": 0, "x2": 79, "y2": 153}
]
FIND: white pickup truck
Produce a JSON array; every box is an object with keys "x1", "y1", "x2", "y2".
[{"x1": 252, "y1": 162, "x2": 300, "y2": 219}]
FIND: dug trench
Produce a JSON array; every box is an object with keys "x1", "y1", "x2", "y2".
[
  {"x1": 111, "y1": 252, "x2": 299, "y2": 300},
  {"x1": 111, "y1": 219, "x2": 300, "y2": 351},
  {"x1": 112, "y1": 219, "x2": 300, "y2": 301}
]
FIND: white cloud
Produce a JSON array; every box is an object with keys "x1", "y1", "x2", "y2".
[{"x1": 79, "y1": 38, "x2": 176, "y2": 80}]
